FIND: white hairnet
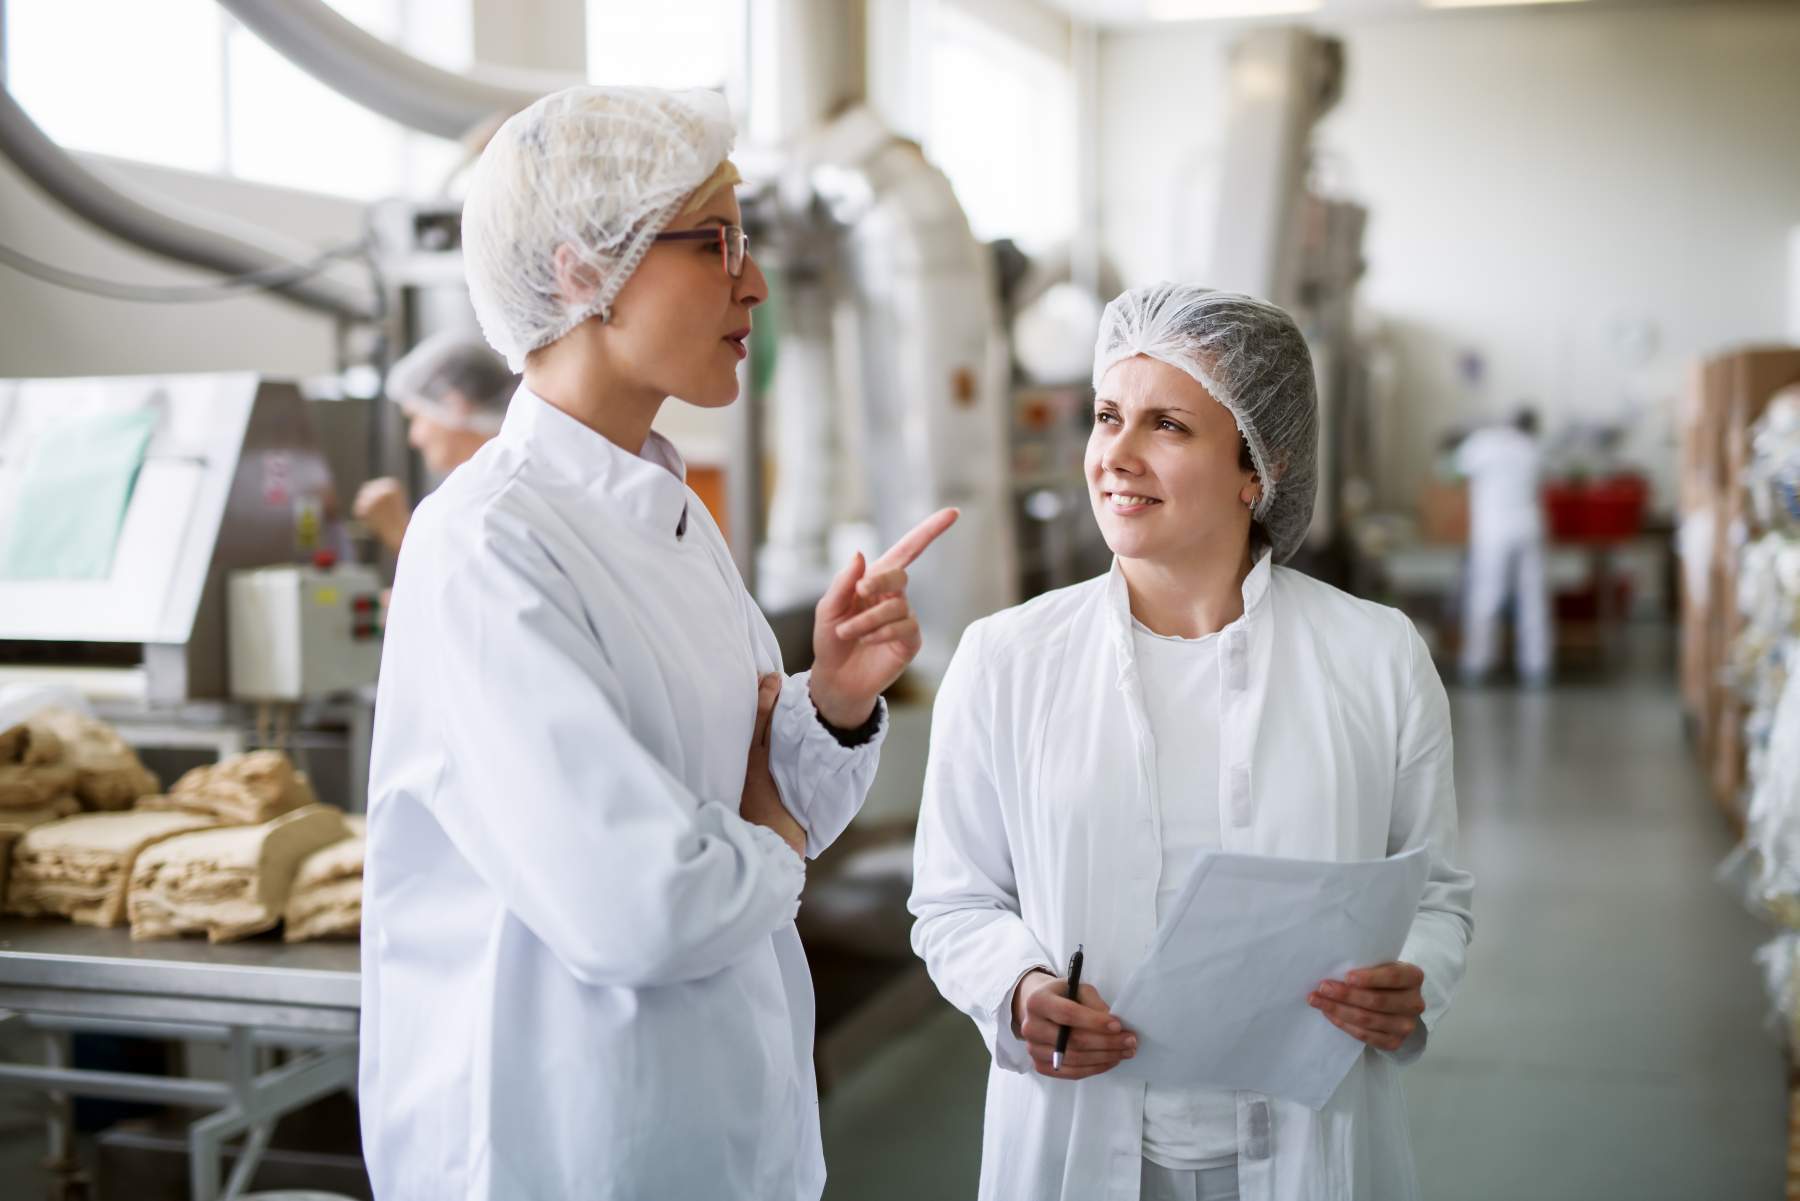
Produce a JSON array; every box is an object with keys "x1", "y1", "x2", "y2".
[
  {"x1": 1092, "y1": 283, "x2": 1319, "y2": 562},
  {"x1": 460, "y1": 85, "x2": 736, "y2": 370},
  {"x1": 386, "y1": 333, "x2": 518, "y2": 434}
]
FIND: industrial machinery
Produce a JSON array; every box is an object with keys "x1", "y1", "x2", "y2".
[
  {"x1": 1206, "y1": 25, "x2": 1375, "y2": 570},
  {"x1": 0, "y1": 374, "x2": 353, "y2": 706},
  {"x1": 227, "y1": 560, "x2": 384, "y2": 704}
]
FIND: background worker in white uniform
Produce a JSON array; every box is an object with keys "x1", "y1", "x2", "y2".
[
  {"x1": 361, "y1": 85, "x2": 956, "y2": 1201},
  {"x1": 1456, "y1": 407, "x2": 1552, "y2": 685},
  {"x1": 909, "y1": 284, "x2": 1473, "y2": 1201},
  {"x1": 352, "y1": 333, "x2": 518, "y2": 555}
]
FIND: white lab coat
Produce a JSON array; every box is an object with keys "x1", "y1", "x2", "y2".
[
  {"x1": 909, "y1": 555, "x2": 1473, "y2": 1201},
  {"x1": 360, "y1": 386, "x2": 885, "y2": 1201},
  {"x1": 1456, "y1": 425, "x2": 1550, "y2": 678}
]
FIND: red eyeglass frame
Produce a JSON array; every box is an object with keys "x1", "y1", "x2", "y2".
[{"x1": 651, "y1": 225, "x2": 749, "y2": 278}]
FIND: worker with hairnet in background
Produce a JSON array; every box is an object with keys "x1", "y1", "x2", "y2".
[{"x1": 351, "y1": 332, "x2": 518, "y2": 555}]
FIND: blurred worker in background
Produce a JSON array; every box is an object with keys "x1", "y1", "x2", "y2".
[
  {"x1": 352, "y1": 332, "x2": 517, "y2": 555},
  {"x1": 1457, "y1": 406, "x2": 1551, "y2": 685}
]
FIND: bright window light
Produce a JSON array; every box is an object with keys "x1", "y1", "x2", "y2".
[
  {"x1": 5, "y1": 0, "x2": 226, "y2": 173},
  {"x1": 1147, "y1": 0, "x2": 1323, "y2": 19},
  {"x1": 586, "y1": 0, "x2": 734, "y2": 89},
  {"x1": 3, "y1": 0, "x2": 463, "y2": 200},
  {"x1": 922, "y1": 5, "x2": 1077, "y2": 251},
  {"x1": 1423, "y1": 0, "x2": 1588, "y2": 7}
]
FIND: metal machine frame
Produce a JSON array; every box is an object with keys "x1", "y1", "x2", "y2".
[{"x1": 0, "y1": 920, "x2": 359, "y2": 1201}]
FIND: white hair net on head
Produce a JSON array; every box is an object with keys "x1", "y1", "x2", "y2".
[
  {"x1": 1092, "y1": 282, "x2": 1319, "y2": 563},
  {"x1": 460, "y1": 85, "x2": 736, "y2": 370},
  {"x1": 385, "y1": 333, "x2": 519, "y2": 435}
]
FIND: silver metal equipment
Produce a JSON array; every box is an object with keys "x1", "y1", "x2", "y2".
[
  {"x1": 743, "y1": 0, "x2": 1018, "y2": 684},
  {"x1": 0, "y1": 375, "x2": 352, "y2": 706},
  {"x1": 0, "y1": 919, "x2": 359, "y2": 1201},
  {"x1": 1207, "y1": 25, "x2": 1371, "y2": 565}
]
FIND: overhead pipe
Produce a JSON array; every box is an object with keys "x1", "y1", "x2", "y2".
[
  {"x1": 214, "y1": 0, "x2": 564, "y2": 140},
  {"x1": 0, "y1": 85, "x2": 377, "y2": 323}
]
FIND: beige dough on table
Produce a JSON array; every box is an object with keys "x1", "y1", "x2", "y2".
[
  {"x1": 129, "y1": 803, "x2": 349, "y2": 944},
  {"x1": 0, "y1": 763, "x2": 79, "y2": 810},
  {"x1": 0, "y1": 798, "x2": 81, "y2": 907},
  {"x1": 283, "y1": 818, "x2": 365, "y2": 942},
  {"x1": 26, "y1": 708, "x2": 159, "y2": 810},
  {"x1": 6, "y1": 809, "x2": 218, "y2": 926},
  {"x1": 138, "y1": 750, "x2": 317, "y2": 825}
]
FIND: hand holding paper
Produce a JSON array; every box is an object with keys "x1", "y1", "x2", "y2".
[
  {"x1": 1310, "y1": 961, "x2": 1428, "y2": 1054},
  {"x1": 1107, "y1": 847, "x2": 1430, "y2": 1109}
]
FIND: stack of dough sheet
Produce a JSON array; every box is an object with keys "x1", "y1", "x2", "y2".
[
  {"x1": 129, "y1": 804, "x2": 348, "y2": 943},
  {"x1": 6, "y1": 810, "x2": 218, "y2": 926},
  {"x1": 138, "y1": 749, "x2": 317, "y2": 825},
  {"x1": 284, "y1": 815, "x2": 365, "y2": 942},
  {"x1": 25, "y1": 708, "x2": 159, "y2": 810},
  {"x1": 0, "y1": 720, "x2": 78, "y2": 811},
  {"x1": 0, "y1": 798, "x2": 81, "y2": 902}
]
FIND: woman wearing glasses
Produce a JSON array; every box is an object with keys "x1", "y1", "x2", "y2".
[{"x1": 361, "y1": 86, "x2": 955, "y2": 1201}]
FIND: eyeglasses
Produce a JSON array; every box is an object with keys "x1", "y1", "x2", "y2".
[{"x1": 651, "y1": 224, "x2": 749, "y2": 279}]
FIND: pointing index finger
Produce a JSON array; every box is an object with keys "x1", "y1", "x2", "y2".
[{"x1": 872, "y1": 508, "x2": 959, "y2": 572}]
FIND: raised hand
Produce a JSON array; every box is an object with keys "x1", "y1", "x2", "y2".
[{"x1": 808, "y1": 508, "x2": 959, "y2": 728}]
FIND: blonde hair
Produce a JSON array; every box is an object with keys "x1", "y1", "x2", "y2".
[{"x1": 679, "y1": 159, "x2": 742, "y2": 218}]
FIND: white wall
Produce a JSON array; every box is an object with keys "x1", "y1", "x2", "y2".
[{"x1": 1098, "y1": 2, "x2": 1800, "y2": 513}]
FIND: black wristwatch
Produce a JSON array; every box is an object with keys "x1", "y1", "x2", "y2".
[{"x1": 816, "y1": 702, "x2": 883, "y2": 748}]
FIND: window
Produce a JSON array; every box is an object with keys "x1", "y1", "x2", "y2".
[
  {"x1": 920, "y1": 4, "x2": 1076, "y2": 251},
  {"x1": 5, "y1": 0, "x2": 226, "y2": 174},
  {"x1": 3, "y1": 0, "x2": 466, "y2": 200},
  {"x1": 586, "y1": 0, "x2": 736, "y2": 90}
]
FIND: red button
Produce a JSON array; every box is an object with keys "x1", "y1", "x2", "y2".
[{"x1": 312, "y1": 549, "x2": 338, "y2": 570}]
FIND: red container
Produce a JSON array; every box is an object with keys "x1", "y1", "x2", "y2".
[{"x1": 1541, "y1": 474, "x2": 1648, "y2": 542}]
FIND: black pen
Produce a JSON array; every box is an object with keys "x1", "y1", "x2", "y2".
[{"x1": 1052, "y1": 944, "x2": 1084, "y2": 1072}]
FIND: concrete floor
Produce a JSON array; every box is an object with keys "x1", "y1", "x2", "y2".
[
  {"x1": 1, "y1": 631, "x2": 1786, "y2": 1199},
  {"x1": 819, "y1": 633, "x2": 1789, "y2": 1201}
]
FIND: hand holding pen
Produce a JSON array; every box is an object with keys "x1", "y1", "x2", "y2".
[{"x1": 1010, "y1": 947, "x2": 1137, "y2": 1080}]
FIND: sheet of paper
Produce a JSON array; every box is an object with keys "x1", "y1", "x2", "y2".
[{"x1": 1109, "y1": 846, "x2": 1430, "y2": 1110}]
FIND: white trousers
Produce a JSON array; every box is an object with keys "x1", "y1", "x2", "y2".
[
  {"x1": 1140, "y1": 1159, "x2": 1241, "y2": 1201},
  {"x1": 1461, "y1": 531, "x2": 1552, "y2": 681}
]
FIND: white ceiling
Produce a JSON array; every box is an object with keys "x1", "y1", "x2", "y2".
[{"x1": 1036, "y1": 0, "x2": 1717, "y2": 30}]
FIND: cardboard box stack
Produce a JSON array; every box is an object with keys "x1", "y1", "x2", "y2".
[{"x1": 1678, "y1": 347, "x2": 1800, "y2": 827}]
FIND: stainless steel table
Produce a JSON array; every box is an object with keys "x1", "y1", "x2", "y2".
[{"x1": 0, "y1": 919, "x2": 361, "y2": 1201}]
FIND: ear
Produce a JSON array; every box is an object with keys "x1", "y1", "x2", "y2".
[
  {"x1": 552, "y1": 243, "x2": 601, "y2": 307},
  {"x1": 1241, "y1": 467, "x2": 1264, "y2": 507}
]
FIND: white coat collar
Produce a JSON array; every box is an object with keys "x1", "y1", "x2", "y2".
[
  {"x1": 499, "y1": 384, "x2": 692, "y2": 540},
  {"x1": 1103, "y1": 548, "x2": 1274, "y2": 684}
]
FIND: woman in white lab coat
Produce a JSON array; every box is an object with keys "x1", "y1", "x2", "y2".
[
  {"x1": 361, "y1": 86, "x2": 955, "y2": 1201},
  {"x1": 909, "y1": 284, "x2": 1474, "y2": 1201}
]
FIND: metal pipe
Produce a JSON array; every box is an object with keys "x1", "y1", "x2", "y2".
[
  {"x1": 21, "y1": 1012, "x2": 356, "y2": 1049},
  {"x1": 0, "y1": 85, "x2": 378, "y2": 322},
  {"x1": 215, "y1": 0, "x2": 560, "y2": 140},
  {"x1": 0, "y1": 1062, "x2": 233, "y2": 1108}
]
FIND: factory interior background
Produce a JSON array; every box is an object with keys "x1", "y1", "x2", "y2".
[{"x1": 0, "y1": 0, "x2": 1797, "y2": 1198}]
